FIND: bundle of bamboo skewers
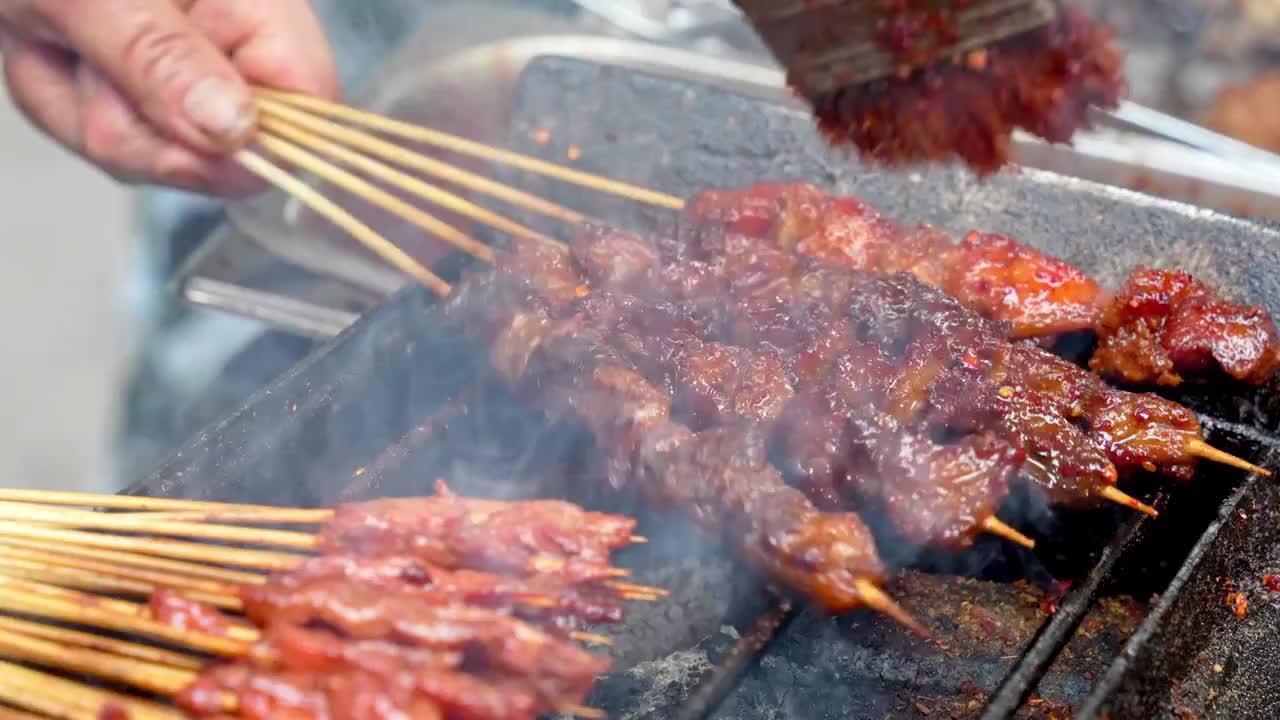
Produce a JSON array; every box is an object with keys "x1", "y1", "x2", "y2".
[{"x1": 0, "y1": 487, "x2": 659, "y2": 719}]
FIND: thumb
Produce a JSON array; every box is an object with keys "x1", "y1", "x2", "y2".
[{"x1": 40, "y1": 0, "x2": 256, "y2": 154}]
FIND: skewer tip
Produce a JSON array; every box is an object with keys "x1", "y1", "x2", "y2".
[
  {"x1": 980, "y1": 516, "x2": 1036, "y2": 549},
  {"x1": 629, "y1": 535, "x2": 647, "y2": 544},
  {"x1": 560, "y1": 704, "x2": 607, "y2": 719},
  {"x1": 1100, "y1": 486, "x2": 1159, "y2": 518},
  {"x1": 853, "y1": 578, "x2": 930, "y2": 638},
  {"x1": 1185, "y1": 439, "x2": 1271, "y2": 477},
  {"x1": 569, "y1": 631, "x2": 613, "y2": 647}
]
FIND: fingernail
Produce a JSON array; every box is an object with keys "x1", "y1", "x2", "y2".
[{"x1": 183, "y1": 77, "x2": 255, "y2": 146}]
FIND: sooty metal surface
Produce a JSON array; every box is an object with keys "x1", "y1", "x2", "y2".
[{"x1": 123, "y1": 57, "x2": 1280, "y2": 719}]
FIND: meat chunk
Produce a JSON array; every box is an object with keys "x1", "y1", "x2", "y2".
[
  {"x1": 940, "y1": 232, "x2": 1109, "y2": 338},
  {"x1": 1092, "y1": 267, "x2": 1280, "y2": 385}
]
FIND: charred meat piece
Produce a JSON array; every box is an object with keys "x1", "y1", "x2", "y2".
[
  {"x1": 678, "y1": 187, "x2": 1233, "y2": 485},
  {"x1": 843, "y1": 413, "x2": 1021, "y2": 550},
  {"x1": 240, "y1": 578, "x2": 610, "y2": 689},
  {"x1": 636, "y1": 422, "x2": 888, "y2": 613},
  {"x1": 674, "y1": 342, "x2": 795, "y2": 428},
  {"x1": 258, "y1": 555, "x2": 626, "y2": 630},
  {"x1": 315, "y1": 484, "x2": 636, "y2": 580},
  {"x1": 683, "y1": 182, "x2": 1278, "y2": 386},
  {"x1": 444, "y1": 262, "x2": 896, "y2": 618},
  {"x1": 560, "y1": 260, "x2": 1018, "y2": 552},
  {"x1": 839, "y1": 274, "x2": 1121, "y2": 500},
  {"x1": 1092, "y1": 266, "x2": 1280, "y2": 386},
  {"x1": 939, "y1": 231, "x2": 1109, "y2": 338},
  {"x1": 148, "y1": 589, "x2": 234, "y2": 638},
  {"x1": 571, "y1": 224, "x2": 661, "y2": 289},
  {"x1": 180, "y1": 658, "x2": 548, "y2": 720},
  {"x1": 1002, "y1": 341, "x2": 1204, "y2": 481}
]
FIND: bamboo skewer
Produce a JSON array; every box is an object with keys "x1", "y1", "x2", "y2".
[
  {"x1": 127, "y1": 508, "x2": 332, "y2": 524},
  {"x1": 256, "y1": 88, "x2": 686, "y2": 211},
  {"x1": 0, "y1": 521, "x2": 306, "y2": 571},
  {"x1": 0, "y1": 705, "x2": 49, "y2": 720},
  {"x1": 260, "y1": 113, "x2": 567, "y2": 247},
  {"x1": 0, "y1": 660, "x2": 184, "y2": 720},
  {"x1": 852, "y1": 579, "x2": 929, "y2": 638},
  {"x1": 256, "y1": 95, "x2": 593, "y2": 228},
  {"x1": 0, "y1": 556, "x2": 241, "y2": 611},
  {"x1": 234, "y1": 148, "x2": 452, "y2": 296},
  {"x1": 0, "y1": 626, "x2": 196, "y2": 697},
  {"x1": 0, "y1": 559, "x2": 166, "y2": 602},
  {"x1": 1100, "y1": 486, "x2": 1159, "y2": 518},
  {"x1": 257, "y1": 131, "x2": 497, "y2": 263},
  {"x1": 1186, "y1": 439, "x2": 1272, "y2": 477},
  {"x1": 979, "y1": 517, "x2": 1036, "y2": 549},
  {"x1": 0, "y1": 501, "x2": 318, "y2": 550},
  {"x1": 0, "y1": 536, "x2": 266, "y2": 586},
  {"x1": 0, "y1": 544, "x2": 245, "y2": 601},
  {"x1": 0, "y1": 578, "x2": 258, "y2": 643},
  {"x1": 0, "y1": 616, "x2": 203, "y2": 671},
  {"x1": 0, "y1": 583, "x2": 250, "y2": 656},
  {"x1": 0, "y1": 490, "x2": 296, "y2": 514}
]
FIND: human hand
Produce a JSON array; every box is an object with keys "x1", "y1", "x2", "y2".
[{"x1": 0, "y1": 0, "x2": 339, "y2": 195}]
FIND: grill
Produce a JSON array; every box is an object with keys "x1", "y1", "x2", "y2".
[{"x1": 127, "y1": 57, "x2": 1280, "y2": 719}]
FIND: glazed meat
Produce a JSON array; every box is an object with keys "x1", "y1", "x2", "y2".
[
  {"x1": 148, "y1": 589, "x2": 233, "y2": 638},
  {"x1": 240, "y1": 578, "x2": 610, "y2": 688},
  {"x1": 1092, "y1": 267, "x2": 1280, "y2": 386},
  {"x1": 443, "y1": 262, "x2": 898, "y2": 618},
  {"x1": 558, "y1": 242, "x2": 1020, "y2": 551},
  {"x1": 166, "y1": 487, "x2": 636, "y2": 720},
  {"x1": 257, "y1": 554, "x2": 625, "y2": 630},
  {"x1": 683, "y1": 182, "x2": 1279, "y2": 387},
  {"x1": 635, "y1": 422, "x2": 888, "y2": 612},
  {"x1": 180, "y1": 625, "x2": 560, "y2": 720},
  {"x1": 315, "y1": 484, "x2": 636, "y2": 581},
  {"x1": 578, "y1": 217, "x2": 1200, "y2": 507}
]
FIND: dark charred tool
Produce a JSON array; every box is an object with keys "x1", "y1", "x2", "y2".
[{"x1": 731, "y1": 0, "x2": 1125, "y2": 174}]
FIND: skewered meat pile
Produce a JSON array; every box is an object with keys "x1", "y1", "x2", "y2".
[
  {"x1": 168, "y1": 485, "x2": 644, "y2": 720},
  {"x1": 686, "y1": 182, "x2": 1280, "y2": 386},
  {"x1": 435, "y1": 183, "x2": 1269, "y2": 628}
]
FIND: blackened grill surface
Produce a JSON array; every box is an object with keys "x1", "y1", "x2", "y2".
[{"x1": 120, "y1": 58, "x2": 1280, "y2": 719}]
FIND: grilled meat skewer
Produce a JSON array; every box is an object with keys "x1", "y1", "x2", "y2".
[
  {"x1": 442, "y1": 245, "x2": 918, "y2": 628},
  {"x1": 675, "y1": 184, "x2": 1262, "y2": 480},
  {"x1": 162, "y1": 489, "x2": 645, "y2": 720},
  {"x1": 315, "y1": 481, "x2": 635, "y2": 583},
  {"x1": 576, "y1": 221, "x2": 1164, "y2": 510},
  {"x1": 570, "y1": 231, "x2": 1030, "y2": 550},
  {"x1": 685, "y1": 182, "x2": 1280, "y2": 387},
  {"x1": 252, "y1": 554, "x2": 627, "y2": 631}
]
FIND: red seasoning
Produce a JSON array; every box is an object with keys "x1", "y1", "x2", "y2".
[{"x1": 1227, "y1": 591, "x2": 1248, "y2": 619}]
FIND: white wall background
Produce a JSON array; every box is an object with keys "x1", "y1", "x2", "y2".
[{"x1": 0, "y1": 90, "x2": 133, "y2": 492}]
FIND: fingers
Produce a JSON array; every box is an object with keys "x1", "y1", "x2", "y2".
[
  {"x1": 1, "y1": 27, "x2": 259, "y2": 195},
  {"x1": 36, "y1": 0, "x2": 257, "y2": 154},
  {"x1": 190, "y1": 0, "x2": 339, "y2": 99},
  {"x1": 75, "y1": 66, "x2": 266, "y2": 195},
  {"x1": 0, "y1": 24, "x2": 82, "y2": 150}
]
